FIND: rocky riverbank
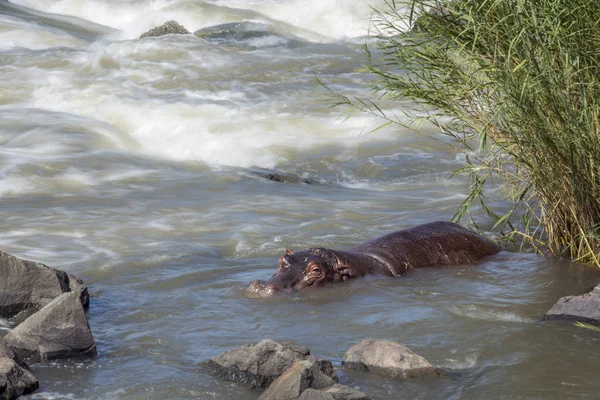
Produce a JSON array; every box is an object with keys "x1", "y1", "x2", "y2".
[
  {"x1": 0, "y1": 251, "x2": 95, "y2": 399},
  {"x1": 203, "y1": 338, "x2": 441, "y2": 399}
]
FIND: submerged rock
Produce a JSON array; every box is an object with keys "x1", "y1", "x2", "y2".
[
  {"x1": 5, "y1": 292, "x2": 97, "y2": 362},
  {"x1": 195, "y1": 21, "x2": 274, "y2": 41},
  {"x1": 544, "y1": 284, "x2": 600, "y2": 323},
  {"x1": 342, "y1": 339, "x2": 438, "y2": 379},
  {"x1": 202, "y1": 339, "x2": 337, "y2": 389},
  {"x1": 248, "y1": 168, "x2": 316, "y2": 185},
  {"x1": 0, "y1": 251, "x2": 89, "y2": 318},
  {"x1": 0, "y1": 339, "x2": 38, "y2": 399},
  {"x1": 140, "y1": 20, "x2": 191, "y2": 39},
  {"x1": 194, "y1": 21, "x2": 299, "y2": 49}
]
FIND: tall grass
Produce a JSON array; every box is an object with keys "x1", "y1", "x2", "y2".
[{"x1": 331, "y1": 0, "x2": 600, "y2": 265}]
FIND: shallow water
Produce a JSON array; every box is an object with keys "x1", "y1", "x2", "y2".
[{"x1": 1, "y1": 0, "x2": 600, "y2": 399}]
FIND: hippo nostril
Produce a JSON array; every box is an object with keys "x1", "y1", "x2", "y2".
[
  {"x1": 261, "y1": 284, "x2": 278, "y2": 296},
  {"x1": 247, "y1": 280, "x2": 267, "y2": 293},
  {"x1": 246, "y1": 281, "x2": 280, "y2": 297}
]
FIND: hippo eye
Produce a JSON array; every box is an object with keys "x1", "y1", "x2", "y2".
[{"x1": 306, "y1": 263, "x2": 321, "y2": 274}]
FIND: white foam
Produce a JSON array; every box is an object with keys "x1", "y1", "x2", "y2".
[
  {"x1": 0, "y1": 162, "x2": 155, "y2": 197},
  {"x1": 0, "y1": 14, "x2": 87, "y2": 49},
  {"x1": 10, "y1": 0, "x2": 398, "y2": 41},
  {"x1": 23, "y1": 63, "x2": 398, "y2": 168},
  {"x1": 448, "y1": 305, "x2": 537, "y2": 324},
  {"x1": 439, "y1": 354, "x2": 478, "y2": 370},
  {"x1": 11, "y1": 0, "x2": 260, "y2": 40},
  {"x1": 0, "y1": 318, "x2": 13, "y2": 331},
  {"x1": 0, "y1": 175, "x2": 34, "y2": 196},
  {"x1": 216, "y1": 0, "x2": 389, "y2": 39}
]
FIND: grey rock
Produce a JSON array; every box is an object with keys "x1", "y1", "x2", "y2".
[
  {"x1": 140, "y1": 20, "x2": 190, "y2": 39},
  {"x1": 194, "y1": 22, "x2": 300, "y2": 50},
  {"x1": 0, "y1": 251, "x2": 89, "y2": 318},
  {"x1": 0, "y1": 339, "x2": 38, "y2": 399},
  {"x1": 297, "y1": 384, "x2": 371, "y2": 400},
  {"x1": 248, "y1": 168, "x2": 316, "y2": 185},
  {"x1": 298, "y1": 389, "x2": 335, "y2": 400},
  {"x1": 321, "y1": 384, "x2": 371, "y2": 400},
  {"x1": 202, "y1": 339, "x2": 337, "y2": 389},
  {"x1": 66, "y1": 273, "x2": 90, "y2": 310},
  {"x1": 258, "y1": 359, "x2": 337, "y2": 400},
  {"x1": 544, "y1": 284, "x2": 600, "y2": 323},
  {"x1": 342, "y1": 339, "x2": 437, "y2": 379},
  {"x1": 0, "y1": 341, "x2": 25, "y2": 369},
  {"x1": 5, "y1": 292, "x2": 97, "y2": 362},
  {"x1": 195, "y1": 22, "x2": 273, "y2": 41}
]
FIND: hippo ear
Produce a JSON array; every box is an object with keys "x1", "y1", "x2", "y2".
[{"x1": 285, "y1": 248, "x2": 293, "y2": 255}]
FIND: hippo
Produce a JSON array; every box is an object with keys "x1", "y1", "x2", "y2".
[{"x1": 247, "y1": 221, "x2": 500, "y2": 297}]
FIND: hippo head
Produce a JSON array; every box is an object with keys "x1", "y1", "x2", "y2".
[{"x1": 247, "y1": 248, "x2": 351, "y2": 297}]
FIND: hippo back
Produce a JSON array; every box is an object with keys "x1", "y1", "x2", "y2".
[{"x1": 351, "y1": 221, "x2": 500, "y2": 276}]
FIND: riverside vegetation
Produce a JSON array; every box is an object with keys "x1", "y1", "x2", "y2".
[{"x1": 329, "y1": 0, "x2": 600, "y2": 266}]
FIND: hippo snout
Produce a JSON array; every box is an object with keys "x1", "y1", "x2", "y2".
[{"x1": 247, "y1": 280, "x2": 279, "y2": 297}]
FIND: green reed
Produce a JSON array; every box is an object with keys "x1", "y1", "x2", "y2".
[{"x1": 329, "y1": 0, "x2": 600, "y2": 265}]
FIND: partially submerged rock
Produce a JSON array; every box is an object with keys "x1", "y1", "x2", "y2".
[
  {"x1": 140, "y1": 20, "x2": 190, "y2": 39},
  {"x1": 544, "y1": 284, "x2": 600, "y2": 324},
  {"x1": 194, "y1": 21, "x2": 300, "y2": 50},
  {"x1": 258, "y1": 359, "x2": 337, "y2": 400},
  {"x1": 0, "y1": 251, "x2": 89, "y2": 318},
  {"x1": 342, "y1": 339, "x2": 438, "y2": 379},
  {"x1": 248, "y1": 168, "x2": 316, "y2": 184},
  {"x1": 203, "y1": 339, "x2": 337, "y2": 389},
  {"x1": 0, "y1": 339, "x2": 38, "y2": 399},
  {"x1": 299, "y1": 385, "x2": 371, "y2": 400},
  {"x1": 5, "y1": 292, "x2": 97, "y2": 362},
  {"x1": 195, "y1": 21, "x2": 274, "y2": 41}
]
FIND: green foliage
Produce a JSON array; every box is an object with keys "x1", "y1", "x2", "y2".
[
  {"x1": 574, "y1": 321, "x2": 600, "y2": 333},
  {"x1": 331, "y1": 0, "x2": 600, "y2": 265}
]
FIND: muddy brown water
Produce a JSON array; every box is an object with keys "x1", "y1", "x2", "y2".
[{"x1": 1, "y1": 1, "x2": 600, "y2": 399}]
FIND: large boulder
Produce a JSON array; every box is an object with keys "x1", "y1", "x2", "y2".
[
  {"x1": 4, "y1": 292, "x2": 97, "y2": 362},
  {"x1": 342, "y1": 339, "x2": 438, "y2": 379},
  {"x1": 0, "y1": 339, "x2": 38, "y2": 399},
  {"x1": 140, "y1": 20, "x2": 190, "y2": 39},
  {"x1": 544, "y1": 284, "x2": 600, "y2": 323},
  {"x1": 202, "y1": 339, "x2": 337, "y2": 389},
  {"x1": 258, "y1": 359, "x2": 337, "y2": 400},
  {"x1": 0, "y1": 251, "x2": 89, "y2": 318}
]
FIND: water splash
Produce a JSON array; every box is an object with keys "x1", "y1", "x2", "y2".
[{"x1": 448, "y1": 304, "x2": 537, "y2": 324}]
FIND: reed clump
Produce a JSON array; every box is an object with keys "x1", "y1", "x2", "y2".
[{"x1": 332, "y1": 0, "x2": 600, "y2": 265}]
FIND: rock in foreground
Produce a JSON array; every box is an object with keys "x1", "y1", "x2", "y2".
[
  {"x1": 0, "y1": 251, "x2": 89, "y2": 318},
  {"x1": 342, "y1": 339, "x2": 438, "y2": 379},
  {"x1": 544, "y1": 284, "x2": 600, "y2": 323},
  {"x1": 258, "y1": 359, "x2": 337, "y2": 400},
  {"x1": 5, "y1": 292, "x2": 97, "y2": 362},
  {"x1": 203, "y1": 339, "x2": 337, "y2": 389},
  {"x1": 140, "y1": 20, "x2": 190, "y2": 38},
  {"x1": 0, "y1": 339, "x2": 38, "y2": 399}
]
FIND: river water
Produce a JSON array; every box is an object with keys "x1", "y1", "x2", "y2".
[{"x1": 1, "y1": 0, "x2": 600, "y2": 399}]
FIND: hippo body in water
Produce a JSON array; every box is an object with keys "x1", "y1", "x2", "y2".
[{"x1": 247, "y1": 221, "x2": 500, "y2": 297}]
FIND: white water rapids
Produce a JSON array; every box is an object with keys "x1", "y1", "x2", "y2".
[{"x1": 1, "y1": 0, "x2": 600, "y2": 399}]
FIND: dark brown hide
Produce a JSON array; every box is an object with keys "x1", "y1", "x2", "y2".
[{"x1": 247, "y1": 221, "x2": 500, "y2": 297}]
